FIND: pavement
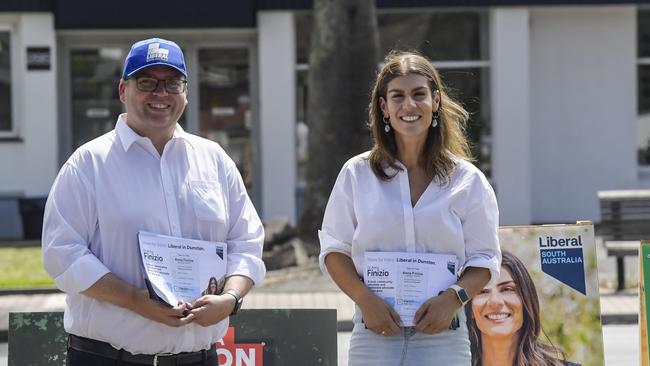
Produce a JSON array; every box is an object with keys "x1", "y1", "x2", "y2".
[{"x1": 0, "y1": 256, "x2": 642, "y2": 343}]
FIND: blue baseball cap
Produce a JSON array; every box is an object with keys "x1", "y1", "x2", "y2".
[{"x1": 122, "y1": 38, "x2": 187, "y2": 79}]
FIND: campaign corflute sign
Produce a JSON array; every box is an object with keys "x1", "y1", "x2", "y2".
[{"x1": 493, "y1": 222, "x2": 604, "y2": 366}]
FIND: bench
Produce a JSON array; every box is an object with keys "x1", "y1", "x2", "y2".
[{"x1": 597, "y1": 189, "x2": 650, "y2": 290}]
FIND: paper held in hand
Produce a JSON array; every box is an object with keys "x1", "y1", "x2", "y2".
[
  {"x1": 363, "y1": 251, "x2": 459, "y2": 327},
  {"x1": 138, "y1": 231, "x2": 227, "y2": 306}
]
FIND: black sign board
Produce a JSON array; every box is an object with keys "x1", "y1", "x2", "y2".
[
  {"x1": 8, "y1": 309, "x2": 338, "y2": 365},
  {"x1": 26, "y1": 47, "x2": 50, "y2": 71}
]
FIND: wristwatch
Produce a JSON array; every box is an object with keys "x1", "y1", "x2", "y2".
[
  {"x1": 449, "y1": 284, "x2": 470, "y2": 306},
  {"x1": 224, "y1": 289, "x2": 243, "y2": 315}
]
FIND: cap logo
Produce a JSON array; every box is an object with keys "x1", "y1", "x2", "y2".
[{"x1": 146, "y1": 43, "x2": 169, "y2": 62}]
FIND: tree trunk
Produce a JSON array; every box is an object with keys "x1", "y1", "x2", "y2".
[{"x1": 298, "y1": 0, "x2": 379, "y2": 247}]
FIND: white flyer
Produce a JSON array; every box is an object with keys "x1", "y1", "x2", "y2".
[
  {"x1": 138, "y1": 231, "x2": 227, "y2": 306},
  {"x1": 363, "y1": 251, "x2": 459, "y2": 327}
]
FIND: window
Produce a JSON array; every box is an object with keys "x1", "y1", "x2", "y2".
[
  {"x1": 377, "y1": 12, "x2": 485, "y2": 62},
  {"x1": 69, "y1": 48, "x2": 124, "y2": 150},
  {"x1": 295, "y1": 9, "x2": 491, "y2": 215},
  {"x1": 638, "y1": 9, "x2": 650, "y2": 166},
  {"x1": 197, "y1": 48, "x2": 253, "y2": 191},
  {"x1": 0, "y1": 31, "x2": 11, "y2": 133}
]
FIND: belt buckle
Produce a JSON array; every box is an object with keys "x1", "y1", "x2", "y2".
[{"x1": 153, "y1": 352, "x2": 174, "y2": 366}]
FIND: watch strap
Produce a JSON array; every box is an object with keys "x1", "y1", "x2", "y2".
[
  {"x1": 449, "y1": 284, "x2": 470, "y2": 305},
  {"x1": 224, "y1": 289, "x2": 243, "y2": 315}
]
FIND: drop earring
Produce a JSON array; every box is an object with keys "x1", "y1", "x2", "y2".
[
  {"x1": 431, "y1": 109, "x2": 439, "y2": 128},
  {"x1": 383, "y1": 116, "x2": 391, "y2": 133}
]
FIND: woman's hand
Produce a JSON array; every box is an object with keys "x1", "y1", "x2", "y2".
[
  {"x1": 357, "y1": 291, "x2": 402, "y2": 336},
  {"x1": 324, "y1": 252, "x2": 402, "y2": 336},
  {"x1": 413, "y1": 289, "x2": 460, "y2": 334}
]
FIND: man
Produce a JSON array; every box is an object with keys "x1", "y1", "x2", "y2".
[{"x1": 42, "y1": 38, "x2": 265, "y2": 366}]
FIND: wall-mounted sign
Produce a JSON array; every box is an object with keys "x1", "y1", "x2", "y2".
[
  {"x1": 26, "y1": 47, "x2": 50, "y2": 71},
  {"x1": 86, "y1": 108, "x2": 111, "y2": 119}
]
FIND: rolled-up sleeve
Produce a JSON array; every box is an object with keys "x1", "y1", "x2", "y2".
[
  {"x1": 224, "y1": 158, "x2": 266, "y2": 286},
  {"x1": 42, "y1": 163, "x2": 110, "y2": 294},
  {"x1": 460, "y1": 175, "x2": 501, "y2": 287},
  {"x1": 318, "y1": 166, "x2": 357, "y2": 276}
]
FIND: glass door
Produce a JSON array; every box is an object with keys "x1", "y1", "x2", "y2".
[
  {"x1": 63, "y1": 42, "x2": 255, "y2": 197},
  {"x1": 68, "y1": 46, "x2": 189, "y2": 151}
]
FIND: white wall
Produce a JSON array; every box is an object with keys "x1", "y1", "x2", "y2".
[
  {"x1": 0, "y1": 13, "x2": 57, "y2": 198},
  {"x1": 529, "y1": 6, "x2": 637, "y2": 223},
  {"x1": 257, "y1": 11, "x2": 297, "y2": 224},
  {"x1": 490, "y1": 8, "x2": 532, "y2": 225}
]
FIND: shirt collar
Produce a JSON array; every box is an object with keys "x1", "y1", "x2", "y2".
[{"x1": 115, "y1": 113, "x2": 195, "y2": 152}]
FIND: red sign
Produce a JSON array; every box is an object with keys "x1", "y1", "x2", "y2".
[{"x1": 215, "y1": 327, "x2": 264, "y2": 366}]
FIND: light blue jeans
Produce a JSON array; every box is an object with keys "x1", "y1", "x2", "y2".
[{"x1": 348, "y1": 307, "x2": 471, "y2": 366}]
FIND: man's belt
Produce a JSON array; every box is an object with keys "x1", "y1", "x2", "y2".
[{"x1": 68, "y1": 334, "x2": 216, "y2": 366}]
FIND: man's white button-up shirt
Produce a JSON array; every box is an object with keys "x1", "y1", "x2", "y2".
[{"x1": 42, "y1": 114, "x2": 265, "y2": 354}]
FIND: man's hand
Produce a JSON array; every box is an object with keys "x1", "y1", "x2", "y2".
[
  {"x1": 130, "y1": 289, "x2": 195, "y2": 327},
  {"x1": 187, "y1": 294, "x2": 236, "y2": 327},
  {"x1": 357, "y1": 291, "x2": 402, "y2": 336},
  {"x1": 81, "y1": 274, "x2": 195, "y2": 327},
  {"x1": 413, "y1": 289, "x2": 460, "y2": 334}
]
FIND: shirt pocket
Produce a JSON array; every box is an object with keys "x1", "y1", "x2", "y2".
[{"x1": 189, "y1": 180, "x2": 226, "y2": 224}]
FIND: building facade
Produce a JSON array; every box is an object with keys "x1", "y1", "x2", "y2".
[{"x1": 0, "y1": 0, "x2": 648, "y2": 239}]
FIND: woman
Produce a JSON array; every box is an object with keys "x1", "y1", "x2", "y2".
[
  {"x1": 319, "y1": 51, "x2": 501, "y2": 365},
  {"x1": 468, "y1": 251, "x2": 581, "y2": 366},
  {"x1": 202, "y1": 276, "x2": 224, "y2": 296}
]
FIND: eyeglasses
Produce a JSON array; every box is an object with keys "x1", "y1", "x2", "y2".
[{"x1": 129, "y1": 76, "x2": 187, "y2": 94}]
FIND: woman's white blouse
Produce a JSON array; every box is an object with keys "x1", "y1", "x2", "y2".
[{"x1": 319, "y1": 152, "x2": 501, "y2": 287}]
